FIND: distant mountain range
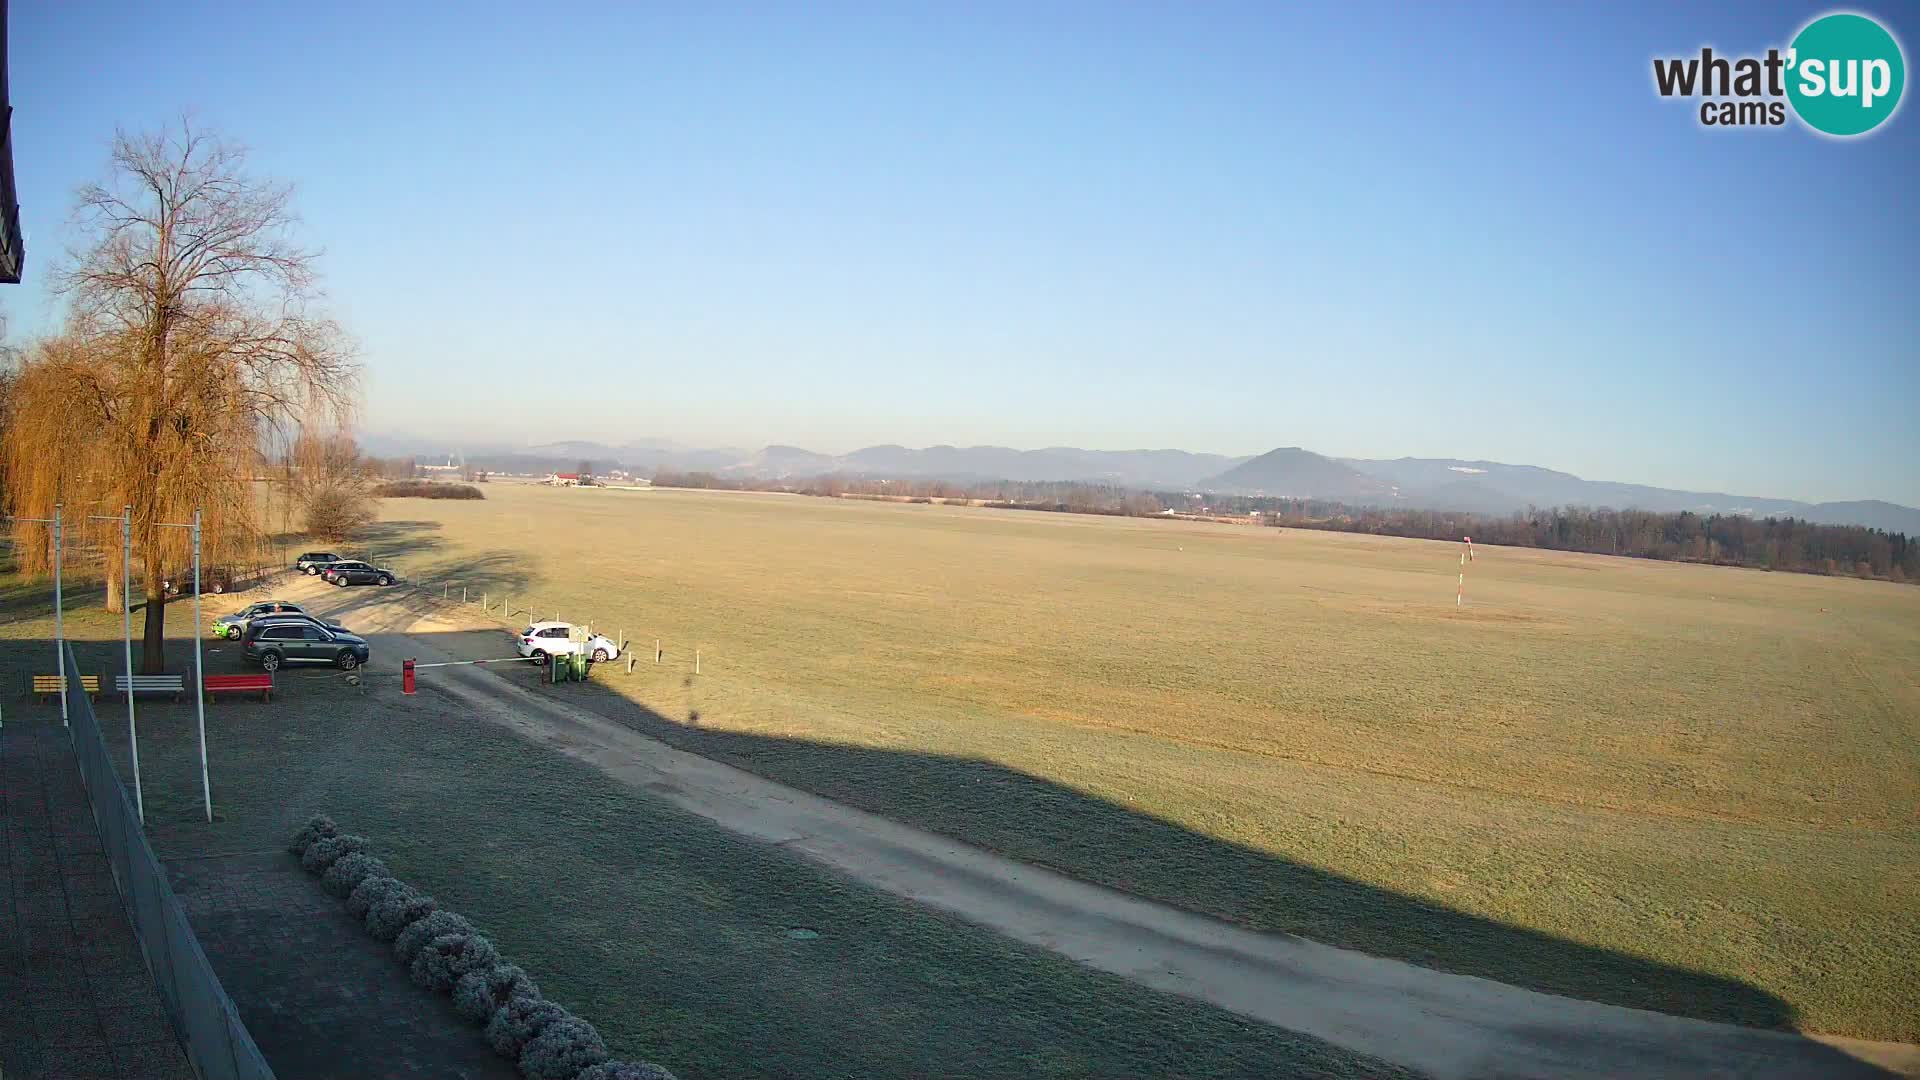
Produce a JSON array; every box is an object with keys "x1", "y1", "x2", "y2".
[
  {"x1": 1207, "y1": 450, "x2": 1920, "y2": 534},
  {"x1": 362, "y1": 434, "x2": 1920, "y2": 534}
]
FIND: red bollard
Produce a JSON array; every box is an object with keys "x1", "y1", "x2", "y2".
[{"x1": 403, "y1": 658, "x2": 416, "y2": 695}]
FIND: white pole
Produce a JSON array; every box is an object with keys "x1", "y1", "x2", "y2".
[
  {"x1": 192, "y1": 509, "x2": 211, "y2": 823},
  {"x1": 54, "y1": 504, "x2": 67, "y2": 727},
  {"x1": 124, "y1": 507, "x2": 143, "y2": 825}
]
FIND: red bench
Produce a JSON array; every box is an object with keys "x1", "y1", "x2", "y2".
[{"x1": 204, "y1": 673, "x2": 274, "y2": 703}]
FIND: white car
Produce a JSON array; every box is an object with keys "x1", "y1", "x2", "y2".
[{"x1": 516, "y1": 621, "x2": 620, "y2": 664}]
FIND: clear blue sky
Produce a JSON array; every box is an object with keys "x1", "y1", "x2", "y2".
[{"x1": 7, "y1": 1, "x2": 1917, "y2": 503}]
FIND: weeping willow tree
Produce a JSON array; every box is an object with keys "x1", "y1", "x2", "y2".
[{"x1": 2, "y1": 121, "x2": 355, "y2": 671}]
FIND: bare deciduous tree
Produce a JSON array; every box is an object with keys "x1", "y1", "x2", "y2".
[
  {"x1": 291, "y1": 430, "x2": 374, "y2": 541},
  {"x1": 3, "y1": 120, "x2": 356, "y2": 670}
]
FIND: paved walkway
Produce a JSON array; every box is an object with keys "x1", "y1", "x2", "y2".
[
  {"x1": 167, "y1": 851, "x2": 518, "y2": 1080},
  {"x1": 0, "y1": 718, "x2": 192, "y2": 1080}
]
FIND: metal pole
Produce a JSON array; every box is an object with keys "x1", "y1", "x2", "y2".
[
  {"x1": 94, "y1": 508, "x2": 144, "y2": 823},
  {"x1": 192, "y1": 509, "x2": 211, "y2": 823},
  {"x1": 54, "y1": 505, "x2": 67, "y2": 726},
  {"x1": 123, "y1": 507, "x2": 143, "y2": 824}
]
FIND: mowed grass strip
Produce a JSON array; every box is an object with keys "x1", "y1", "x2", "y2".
[
  {"x1": 355, "y1": 485, "x2": 1918, "y2": 1040},
  {"x1": 0, "y1": 622, "x2": 1412, "y2": 1080}
]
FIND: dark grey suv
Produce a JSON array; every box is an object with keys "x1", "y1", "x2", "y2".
[{"x1": 243, "y1": 617, "x2": 371, "y2": 672}]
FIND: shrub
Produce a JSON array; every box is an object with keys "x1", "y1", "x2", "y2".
[
  {"x1": 287, "y1": 815, "x2": 339, "y2": 856},
  {"x1": 411, "y1": 932, "x2": 500, "y2": 992},
  {"x1": 454, "y1": 964, "x2": 540, "y2": 1024},
  {"x1": 518, "y1": 1015, "x2": 609, "y2": 1080},
  {"x1": 366, "y1": 886, "x2": 438, "y2": 941},
  {"x1": 485, "y1": 995, "x2": 566, "y2": 1059},
  {"x1": 300, "y1": 834, "x2": 371, "y2": 873},
  {"x1": 373, "y1": 480, "x2": 485, "y2": 500},
  {"x1": 321, "y1": 853, "x2": 389, "y2": 898},
  {"x1": 579, "y1": 1065, "x2": 678, "y2": 1080},
  {"x1": 346, "y1": 874, "x2": 402, "y2": 918},
  {"x1": 301, "y1": 483, "x2": 377, "y2": 540},
  {"x1": 395, "y1": 910, "x2": 475, "y2": 965}
]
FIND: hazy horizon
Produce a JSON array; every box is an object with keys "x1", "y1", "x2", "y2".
[
  {"x1": 363, "y1": 426, "x2": 1920, "y2": 509},
  {"x1": 7, "y1": 2, "x2": 1917, "y2": 504}
]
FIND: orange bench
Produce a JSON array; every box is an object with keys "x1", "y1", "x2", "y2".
[
  {"x1": 32, "y1": 674, "x2": 100, "y2": 703},
  {"x1": 204, "y1": 673, "x2": 274, "y2": 703}
]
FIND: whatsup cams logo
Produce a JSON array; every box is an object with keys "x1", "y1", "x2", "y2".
[{"x1": 1653, "y1": 11, "x2": 1906, "y2": 136}]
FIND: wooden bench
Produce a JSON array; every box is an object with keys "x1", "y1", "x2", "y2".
[
  {"x1": 115, "y1": 674, "x2": 186, "y2": 702},
  {"x1": 204, "y1": 673, "x2": 274, "y2": 703},
  {"x1": 31, "y1": 674, "x2": 100, "y2": 703}
]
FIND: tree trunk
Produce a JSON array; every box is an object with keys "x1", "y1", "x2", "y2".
[
  {"x1": 105, "y1": 569, "x2": 124, "y2": 614},
  {"x1": 141, "y1": 551, "x2": 168, "y2": 673}
]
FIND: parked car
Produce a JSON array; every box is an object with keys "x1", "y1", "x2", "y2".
[
  {"x1": 210, "y1": 601, "x2": 342, "y2": 640},
  {"x1": 243, "y1": 617, "x2": 371, "y2": 672},
  {"x1": 295, "y1": 552, "x2": 346, "y2": 575},
  {"x1": 517, "y1": 621, "x2": 620, "y2": 664},
  {"x1": 321, "y1": 561, "x2": 396, "y2": 587},
  {"x1": 162, "y1": 565, "x2": 235, "y2": 596}
]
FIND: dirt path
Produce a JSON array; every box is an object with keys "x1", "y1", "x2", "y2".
[{"x1": 283, "y1": 573, "x2": 1920, "y2": 1080}]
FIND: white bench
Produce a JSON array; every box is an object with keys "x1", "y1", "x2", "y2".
[{"x1": 116, "y1": 674, "x2": 186, "y2": 702}]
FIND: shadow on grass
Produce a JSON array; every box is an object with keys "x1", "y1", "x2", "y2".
[
  {"x1": 0, "y1": 563, "x2": 282, "y2": 629},
  {"x1": 302, "y1": 551, "x2": 528, "y2": 629},
  {"x1": 6, "y1": 614, "x2": 1908, "y2": 1078},
  {"x1": 421, "y1": 637, "x2": 1909, "y2": 1074},
  {"x1": 352, "y1": 519, "x2": 446, "y2": 552}
]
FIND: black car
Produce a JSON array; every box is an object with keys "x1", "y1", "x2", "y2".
[
  {"x1": 243, "y1": 617, "x2": 371, "y2": 672},
  {"x1": 321, "y1": 561, "x2": 396, "y2": 587},
  {"x1": 162, "y1": 564, "x2": 236, "y2": 596},
  {"x1": 295, "y1": 552, "x2": 345, "y2": 575}
]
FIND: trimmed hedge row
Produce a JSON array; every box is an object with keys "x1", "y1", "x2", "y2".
[{"x1": 289, "y1": 815, "x2": 676, "y2": 1080}]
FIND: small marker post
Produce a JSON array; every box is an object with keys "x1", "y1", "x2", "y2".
[{"x1": 1457, "y1": 535, "x2": 1472, "y2": 607}]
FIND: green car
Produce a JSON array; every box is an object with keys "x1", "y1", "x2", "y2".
[{"x1": 210, "y1": 600, "x2": 331, "y2": 640}]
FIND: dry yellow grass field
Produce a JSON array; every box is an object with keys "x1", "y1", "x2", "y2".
[{"x1": 361, "y1": 483, "x2": 1919, "y2": 1039}]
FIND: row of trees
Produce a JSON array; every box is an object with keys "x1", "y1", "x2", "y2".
[
  {"x1": 1235, "y1": 501, "x2": 1919, "y2": 582},
  {"x1": 1, "y1": 121, "x2": 361, "y2": 669},
  {"x1": 653, "y1": 470, "x2": 1166, "y2": 514},
  {"x1": 651, "y1": 471, "x2": 1919, "y2": 583}
]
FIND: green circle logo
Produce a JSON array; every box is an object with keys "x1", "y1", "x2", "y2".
[{"x1": 1787, "y1": 13, "x2": 1906, "y2": 136}]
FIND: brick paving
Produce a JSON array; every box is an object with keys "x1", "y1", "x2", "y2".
[
  {"x1": 168, "y1": 851, "x2": 519, "y2": 1080},
  {"x1": 0, "y1": 717, "x2": 193, "y2": 1080}
]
